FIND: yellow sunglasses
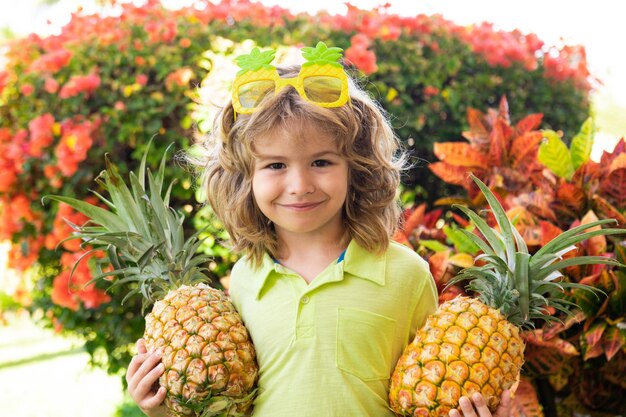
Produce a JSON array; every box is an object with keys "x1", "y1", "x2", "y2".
[{"x1": 232, "y1": 42, "x2": 350, "y2": 116}]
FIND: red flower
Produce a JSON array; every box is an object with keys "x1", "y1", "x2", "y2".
[
  {"x1": 29, "y1": 48, "x2": 72, "y2": 74},
  {"x1": 51, "y1": 250, "x2": 111, "y2": 310},
  {"x1": 165, "y1": 67, "x2": 194, "y2": 90},
  {"x1": 55, "y1": 119, "x2": 96, "y2": 176},
  {"x1": 20, "y1": 83, "x2": 34, "y2": 96},
  {"x1": 59, "y1": 73, "x2": 101, "y2": 99},
  {"x1": 28, "y1": 113, "x2": 55, "y2": 157},
  {"x1": 0, "y1": 71, "x2": 9, "y2": 94},
  {"x1": 44, "y1": 77, "x2": 60, "y2": 94},
  {"x1": 51, "y1": 271, "x2": 80, "y2": 311},
  {"x1": 423, "y1": 86, "x2": 440, "y2": 97},
  {"x1": 345, "y1": 34, "x2": 378, "y2": 75},
  {"x1": 136, "y1": 74, "x2": 148, "y2": 86}
]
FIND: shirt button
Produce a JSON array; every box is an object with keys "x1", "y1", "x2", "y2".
[{"x1": 301, "y1": 296, "x2": 310, "y2": 304}]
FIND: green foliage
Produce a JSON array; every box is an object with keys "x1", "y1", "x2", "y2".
[
  {"x1": 0, "y1": 0, "x2": 593, "y2": 380},
  {"x1": 539, "y1": 117, "x2": 594, "y2": 180}
]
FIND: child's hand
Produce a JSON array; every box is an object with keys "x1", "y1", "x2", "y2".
[
  {"x1": 449, "y1": 389, "x2": 513, "y2": 417},
  {"x1": 126, "y1": 338, "x2": 169, "y2": 417}
]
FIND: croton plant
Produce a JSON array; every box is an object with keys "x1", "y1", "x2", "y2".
[{"x1": 396, "y1": 97, "x2": 626, "y2": 417}]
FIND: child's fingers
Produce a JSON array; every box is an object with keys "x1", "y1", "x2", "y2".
[
  {"x1": 494, "y1": 390, "x2": 512, "y2": 417},
  {"x1": 135, "y1": 361, "x2": 165, "y2": 397},
  {"x1": 126, "y1": 352, "x2": 148, "y2": 383},
  {"x1": 457, "y1": 396, "x2": 478, "y2": 417},
  {"x1": 137, "y1": 338, "x2": 147, "y2": 354},
  {"x1": 136, "y1": 352, "x2": 163, "y2": 381},
  {"x1": 127, "y1": 351, "x2": 161, "y2": 389},
  {"x1": 470, "y1": 393, "x2": 492, "y2": 417},
  {"x1": 140, "y1": 386, "x2": 167, "y2": 410}
]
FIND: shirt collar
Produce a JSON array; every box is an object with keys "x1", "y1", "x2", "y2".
[{"x1": 247, "y1": 240, "x2": 387, "y2": 300}]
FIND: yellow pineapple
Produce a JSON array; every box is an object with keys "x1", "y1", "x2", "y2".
[
  {"x1": 389, "y1": 174, "x2": 624, "y2": 416},
  {"x1": 47, "y1": 147, "x2": 258, "y2": 416}
]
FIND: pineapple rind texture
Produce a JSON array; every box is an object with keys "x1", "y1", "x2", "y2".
[
  {"x1": 389, "y1": 297, "x2": 523, "y2": 417},
  {"x1": 144, "y1": 283, "x2": 258, "y2": 417}
]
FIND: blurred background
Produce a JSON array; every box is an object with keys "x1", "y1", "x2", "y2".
[{"x1": 1, "y1": 1, "x2": 625, "y2": 416}]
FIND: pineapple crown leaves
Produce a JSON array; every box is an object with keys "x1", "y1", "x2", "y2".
[
  {"x1": 234, "y1": 47, "x2": 276, "y2": 76},
  {"x1": 301, "y1": 41, "x2": 344, "y2": 68},
  {"x1": 449, "y1": 173, "x2": 626, "y2": 329},
  {"x1": 43, "y1": 141, "x2": 212, "y2": 311}
]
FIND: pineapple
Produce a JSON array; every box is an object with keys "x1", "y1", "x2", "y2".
[
  {"x1": 389, "y1": 174, "x2": 625, "y2": 416},
  {"x1": 46, "y1": 146, "x2": 258, "y2": 416}
]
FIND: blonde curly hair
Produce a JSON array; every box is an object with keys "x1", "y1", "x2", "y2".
[{"x1": 187, "y1": 65, "x2": 407, "y2": 267}]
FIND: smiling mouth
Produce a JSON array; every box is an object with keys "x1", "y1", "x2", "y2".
[{"x1": 280, "y1": 202, "x2": 322, "y2": 211}]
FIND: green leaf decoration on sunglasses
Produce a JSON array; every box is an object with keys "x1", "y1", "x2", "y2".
[
  {"x1": 301, "y1": 41, "x2": 344, "y2": 68},
  {"x1": 234, "y1": 47, "x2": 276, "y2": 76}
]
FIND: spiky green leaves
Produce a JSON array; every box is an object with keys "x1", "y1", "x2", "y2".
[
  {"x1": 450, "y1": 174, "x2": 625, "y2": 329},
  {"x1": 44, "y1": 142, "x2": 211, "y2": 311},
  {"x1": 234, "y1": 47, "x2": 276, "y2": 76},
  {"x1": 301, "y1": 41, "x2": 344, "y2": 68}
]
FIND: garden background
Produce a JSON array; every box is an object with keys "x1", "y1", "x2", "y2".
[{"x1": 1, "y1": 0, "x2": 625, "y2": 416}]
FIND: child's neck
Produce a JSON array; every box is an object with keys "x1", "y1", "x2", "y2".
[{"x1": 276, "y1": 230, "x2": 350, "y2": 284}]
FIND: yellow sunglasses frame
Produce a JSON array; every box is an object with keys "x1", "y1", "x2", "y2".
[{"x1": 232, "y1": 64, "x2": 350, "y2": 116}]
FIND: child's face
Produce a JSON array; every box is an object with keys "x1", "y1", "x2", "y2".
[{"x1": 251, "y1": 127, "x2": 349, "y2": 242}]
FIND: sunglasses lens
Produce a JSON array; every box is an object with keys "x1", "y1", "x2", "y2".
[
  {"x1": 303, "y1": 76, "x2": 343, "y2": 103},
  {"x1": 237, "y1": 80, "x2": 275, "y2": 109}
]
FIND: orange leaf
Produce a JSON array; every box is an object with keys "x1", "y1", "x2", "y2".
[
  {"x1": 592, "y1": 195, "x2": 626, "y2": 227},
  {"x1": 510, "y1": 131, "x2": 542, "y2": 169},
  {"x1": 498, "y1": 95, "x2": 510, "y2": 124},
  {"x1": 488, "y1": 118, "x2": 509, "y2": 166},
  {"x1": 433, "y1": 142, "x2": 489, "y2": 168},
  {"x1": 403, "y1": 203, "x2": 426, "y2": 234},
  {"x1": 392, "y1": 230, "x2": 411, "y2": 248},
  {"x1": 556, "y1": 182, "x2": 586, "y2": 212},
  {"x1": 429, "y1": 162, "x2": 470, "y2": 186},
  {"x1": 462, "y1": 107, "x2": 489, "y2": 147},
  {"x1": 428, "y1": 249, "x2": 450, "y2": 285},
  {"x1": 513, "y1": 113, "x2": 543, "y2": 136},
  {"x1": 580, "y1": 210, "x2": 606, "y2": 255},
  {"x1": 600, "y1": 154, "x2": 626, "y2": 207}
]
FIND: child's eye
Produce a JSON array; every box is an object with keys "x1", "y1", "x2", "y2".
[
  {"x1": 265, "y1": 162, "x2": 285, "y2": 170},
  {"x1": 312, "y1": 159, "x2": 331, "y2": 167}
]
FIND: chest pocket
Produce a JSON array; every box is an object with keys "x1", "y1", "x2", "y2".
[{"x1": 336, "y1": 307, "x2": 397, "y2": 381}]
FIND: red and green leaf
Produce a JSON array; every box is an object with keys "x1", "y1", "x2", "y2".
[
  {"x1": 511, "y1": 376, "x2": 544, "y2": 417},
  {"x1": 592, "y1": 195, "x2": 626, "y2": 227},
  {"x1": 600, "y1": 153, "x2": 626, "y2": 208},
  {"x1": 584, "y1": 320, "x2": 607, "y2": 350},
  {"x1": 523, "y1": 330, "x2": 579, "y2": 375},
  {"x1": 603, "y1": 325, "x2": 625, "y2": 361}
]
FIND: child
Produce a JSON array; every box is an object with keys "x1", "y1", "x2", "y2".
[{"x1": 126, "y1": 42, "x2": 513, "y2": 417}]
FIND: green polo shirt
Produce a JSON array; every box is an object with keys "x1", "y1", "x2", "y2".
[{"x1": 229, "y1": 240, "x2": 438, "y2": 417}]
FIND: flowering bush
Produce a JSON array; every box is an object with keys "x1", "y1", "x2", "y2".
[{"x1": 0, "y1": 0, "x2": 593, "y2": 377}]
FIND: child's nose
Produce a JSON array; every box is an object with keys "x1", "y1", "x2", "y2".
[{"x1": 287, "y1": 168, "x2": 315, "y2": 195}]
